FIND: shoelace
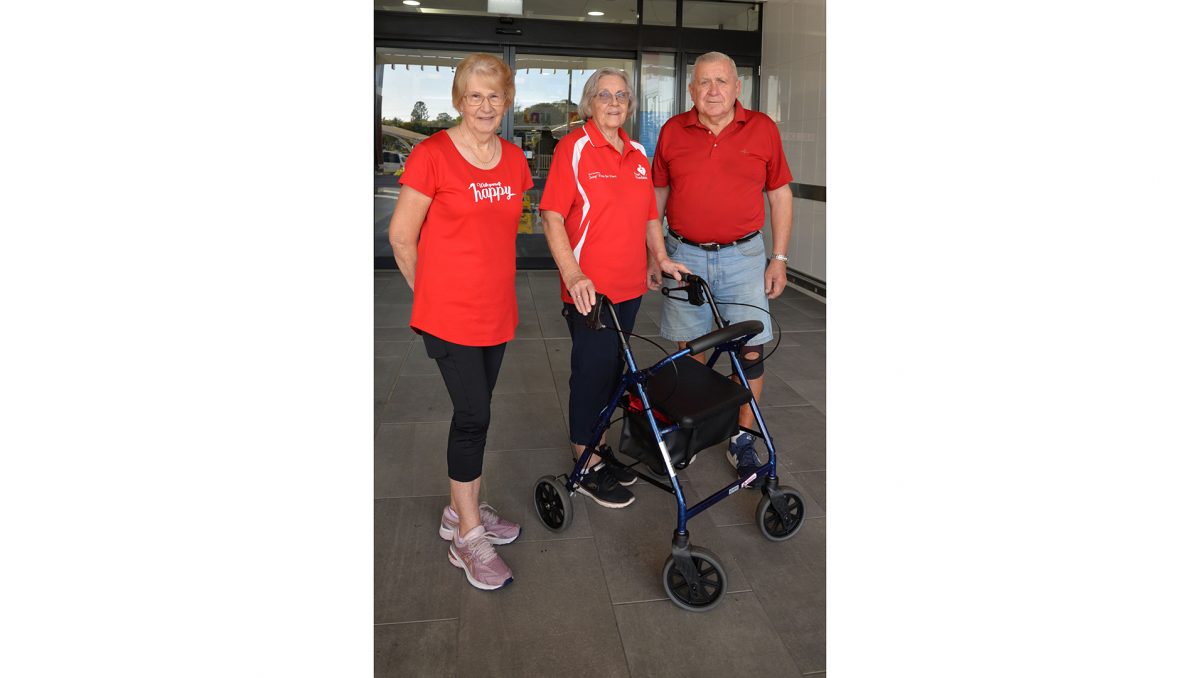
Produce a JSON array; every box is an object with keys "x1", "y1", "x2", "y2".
[
  {"x1": 595, "y1": 465, "x2": 617, "y2": 490},
  {"x1": 464, "y1": 532, "x2": 499, "y2": 565}
]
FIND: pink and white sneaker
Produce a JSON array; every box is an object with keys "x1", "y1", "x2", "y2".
[
  {"x1": 448, "y1": 524, "x2": 514, "y2": 591},
  {"x1": 438, "y1": 504, "x2": 521, "y2": 545}
]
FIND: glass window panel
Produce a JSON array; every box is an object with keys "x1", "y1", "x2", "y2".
[
  {"x1": 511, "y1": 54, "x2": 635, "y2": 241},
  {"x1": 643, "y1": 0, "x2": 678, "y2": 26},
  {"x1": 375, "y1": 47, "x2": 500, "y2": 267},
  {"x1": 376, "y1": 0, "x2": 640, "y2": 24},
  {"x1": 681, "y1": 0, "x2": 759, "y2": 31},
  {"x1": 639, "y1": 53, "x2": 676, "y2": 161},
  {"x1": 686, "y1": 61, "x2": 755, "y2": 111}
]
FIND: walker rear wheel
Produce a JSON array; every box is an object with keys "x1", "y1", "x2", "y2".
[
  {"x1": 756, "y1": 486, "x2": 805, "y2": 541},
  {"x1": 662, "y1": 546, "x2": 727, "y2": 612},
  {"x1": 533, "y1": 475, "x2": 573, "y2": 532}
]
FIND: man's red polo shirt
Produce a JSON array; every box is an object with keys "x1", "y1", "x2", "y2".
[
  {"x1": 651, "y1": 101, "x2": 792, "y2": 244},
  {"x1": 540, "y1": 118, "x2": 659, "y2": 304}
]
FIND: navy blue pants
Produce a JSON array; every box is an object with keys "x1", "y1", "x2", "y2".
[
  {"x1": 422, "y1": 332, "x2": 506, "y2": 482},
  {"x1": 563, "y1": 297, "x2": 641, "y2": 445}
]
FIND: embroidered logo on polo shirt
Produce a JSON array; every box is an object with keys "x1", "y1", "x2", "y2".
[
  {"x1": 587, "y1": 171, "x2": 617, "y2": 180},
  {"x1": 468, "y1": 181, "x2": 515, "y2": 203},
  {"x1": 634, "y1": 164, "x2": 648, "y2": 179}
]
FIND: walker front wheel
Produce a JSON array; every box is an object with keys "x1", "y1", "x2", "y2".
[
  {"x1": 756, "y1": 486, "x2": 805, "y2": 541},
  {"x1": 533, "y1": 475, "x2": 573, "y2": 532},
  {"x1": 662, "y1": 546, "x2": 727, "y2": 612}
]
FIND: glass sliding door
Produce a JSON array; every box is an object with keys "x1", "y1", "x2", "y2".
[
  {"x1": 510, "y1": 53, "x2": 636, "y2": 263},
  {"x1": 374, "y1": 47, "x2": 502, "y2": 267},
  {"x1": 639, "y1": 52, "x2": 677, "y2": 162},
  {"x1": 374, "y1": 46, "x2": 650, "y2": 269}
]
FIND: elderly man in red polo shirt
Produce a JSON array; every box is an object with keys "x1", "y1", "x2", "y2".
[{"x1": 652, "y1": 51, "x2": 793, "y2": 487}]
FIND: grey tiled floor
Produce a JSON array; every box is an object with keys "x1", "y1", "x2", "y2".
[{"x1": 375, "y1": 270, "x2": 826, "y2": 677}]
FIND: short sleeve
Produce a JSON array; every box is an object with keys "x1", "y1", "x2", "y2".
[
  {"x1": 645, "y1": 187, "x2": 659, "y2": 222},
  {"x1": 763, "y1": 121, "x2": 793, "y2": 191},
  {"x1": 650, "y1": 126, "x2": 671, "y2": 187},
  {"x1": 521, "y1": 155, "x2": 534, "y2": 192},
  {"x1": 538, "y1": 139, "x2": 577, "y2": 216},
  {"x1": 398, "y1": 139, "x2": 439, "y2": 198}
]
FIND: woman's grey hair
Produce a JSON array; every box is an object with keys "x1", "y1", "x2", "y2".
[
  {"x1": 691, "y1": 51, "x2": 739, "y2": 83},
  {"x1": 577, "y1": 67, "x2": 637, "y2": 121}
]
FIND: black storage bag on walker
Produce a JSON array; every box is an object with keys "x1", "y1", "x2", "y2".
[{"x1": 619, "y1": 355, "x2": 752, "y2": 475}]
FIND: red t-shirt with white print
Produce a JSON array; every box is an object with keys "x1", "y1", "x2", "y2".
[{"x1": 400, "y1": 130, "x2": 533, "y2": 346}]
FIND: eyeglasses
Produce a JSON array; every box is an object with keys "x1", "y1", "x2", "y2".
[
  {"x1": 463, "y1": 92, "x2": 504, "y2": 107},
  {"x1": 594, "y1": 90, "x2": 630, "y2": 105}
]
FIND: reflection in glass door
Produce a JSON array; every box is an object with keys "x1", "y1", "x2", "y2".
[
  {"x1": 374, "y1": 47, "x2": 501, "y2": 267},
  {"x1": 511, "y1": 54, "x2": 636, "y2": 263},
  {"x1": 639, "y1": 53, "x2": 677, "y2": 161},
  {"x1": 374, "y1": 48, "x2": 640, "y2": 268}
]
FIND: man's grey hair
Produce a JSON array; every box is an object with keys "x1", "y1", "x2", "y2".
[
  {"x1": 577, "y1": 67, "x2": 638, "y2": 121},
  {"x1": 690, "y1": 51, "x2": 739, "y2": 84}
]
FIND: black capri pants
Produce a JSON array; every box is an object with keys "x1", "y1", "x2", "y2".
[
  {"x1": 563, "y1": 297, "x2": 641, "y2": 445},
  {"x1": 422, "y1": 332, "x2": 506, "y2": 482}
]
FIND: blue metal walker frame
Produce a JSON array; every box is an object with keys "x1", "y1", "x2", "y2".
[{"x1": 563, "y1": 275, "x2": 779, "y2": 539}]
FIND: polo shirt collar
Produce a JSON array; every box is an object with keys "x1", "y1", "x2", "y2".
[
  {"x1": 583, "y1": 118, "x2": 635, "y2": 157},
  {"x1": 684, "y1": 100, "x2": 747, "y2": 128}
]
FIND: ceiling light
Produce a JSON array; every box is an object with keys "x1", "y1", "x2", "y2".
[
  {"x1": 402, "y1": 0, "x2": 420, "y2": 5},
  {"x1": 488, "y1": 0, "x2": 523, "y2": 14},
  {"x1": 587, "y1": 11, "x2": 604, "y2": 16}
]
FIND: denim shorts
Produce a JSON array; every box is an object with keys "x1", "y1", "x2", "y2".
[{"x1": 659, "y1": 231, "x2": 773, "y2": 346}]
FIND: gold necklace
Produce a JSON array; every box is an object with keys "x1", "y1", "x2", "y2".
[{"x1": 457, "y1": 127, "x2": 497, "y2": 165}]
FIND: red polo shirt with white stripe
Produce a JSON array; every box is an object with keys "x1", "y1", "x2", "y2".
[
  {"x1": 651, "y1": 100, "x2": 792, "y2": 244},
  {"x1": 539, "y1": 118, "x2": 659, "y2": 304},
  {"x1": 400, "y1": 130, "x2": 533, "y2": 346}
]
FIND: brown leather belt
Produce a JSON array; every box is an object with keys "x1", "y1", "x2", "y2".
[{"x1": 668, "y1": 227, "x2": 760, "y2": 251}]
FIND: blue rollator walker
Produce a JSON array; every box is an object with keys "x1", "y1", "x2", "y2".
[{"x1": 532, "y1": 273, "x2": 805, "y2": 612}]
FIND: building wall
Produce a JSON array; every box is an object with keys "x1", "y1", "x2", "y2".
[{"x1": 760, "y1": 0, "x2": 826, "y2": 283}]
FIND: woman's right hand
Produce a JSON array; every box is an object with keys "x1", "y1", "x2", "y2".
[{"x1": 564, "y1": 271, "x2": 597, "y2": 315}]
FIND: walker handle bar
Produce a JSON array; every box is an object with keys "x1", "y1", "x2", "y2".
[{"x1": 686, "y1": 319, "x2": 763, "y2": 355}]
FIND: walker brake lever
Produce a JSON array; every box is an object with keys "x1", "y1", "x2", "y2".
[
  {"x1": 659, "y1": 273, "x2": 706, "y2": 306},
  {"x1": 585, "y1": 293, "x2": 609, "y2": 330}
]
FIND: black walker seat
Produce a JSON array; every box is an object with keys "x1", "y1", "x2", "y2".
[
  {"x1": 531, "y1": 274, "x2": 807, "y2": 613},
  {"x1": 619, "y1": 352, "x2": 751, "y2": 476}
]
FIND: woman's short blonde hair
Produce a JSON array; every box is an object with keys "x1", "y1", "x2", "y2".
[
  {"x1": 451, "y1": 53, "x2": 515, "y2": 113},
  {"x1": 577, "y1": 67, "x2": 637, "y2": 121}
]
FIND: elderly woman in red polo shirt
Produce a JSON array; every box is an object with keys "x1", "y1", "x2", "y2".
[
  {"x1": 388, "y1": 53, "x2": 532, "y2": 592},
  {"x1": 540, "y1": 67, "x2": 690, "y2": 509}
]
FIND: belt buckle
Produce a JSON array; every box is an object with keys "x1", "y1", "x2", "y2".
[{"x1": 699, "y1": 241, "x2": 720, "y2": 251}]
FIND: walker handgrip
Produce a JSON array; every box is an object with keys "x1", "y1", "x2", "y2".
[
  {"x1": 585, "y1": 293, "x2": 611, "y2": 330},
  {"x1": 685, "y1": 320, "x2": 763, "y2": 355}
]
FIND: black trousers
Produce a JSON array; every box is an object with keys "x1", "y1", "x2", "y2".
[
  {"x1": 422, "y1": 332, "x2": 506, "y2": 482},
  {"x1": 563, "y1": 297, "x2": 641, "y2": 445}
]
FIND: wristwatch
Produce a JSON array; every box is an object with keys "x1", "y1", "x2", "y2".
[{"x1": 770, "y1": 254, "x2": 789, "y2": 263}]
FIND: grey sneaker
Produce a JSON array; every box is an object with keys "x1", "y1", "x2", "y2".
[
  {"x1": 439, "y1": 504, "x2": 520, "y2": 545},
  {"x1": 576, "y1": 464, "x2": 635, "y2": 508},
  {"x1": 448, "y1": 524, "x2": 514, "y2": 591},
  {"x1": 727, "y1": 432, "x2": 764, "y2": 488}
]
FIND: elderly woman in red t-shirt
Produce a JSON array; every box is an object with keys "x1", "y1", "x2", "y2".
[
  {"x1": 387, "y1": 53, "x2": 532, "y2": 592},
  {"x1": 539, "y1": 67, "x2": 691, "y2": 510}
]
